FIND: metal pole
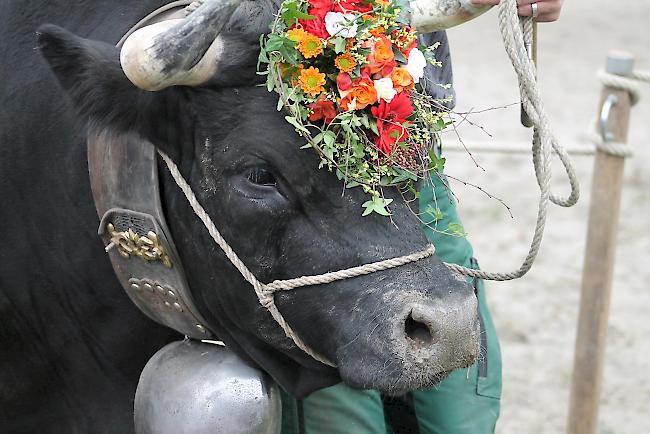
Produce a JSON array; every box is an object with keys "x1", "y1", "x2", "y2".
[{"x1": 566, "y1": 52, "x2": 635, "y2": 434}]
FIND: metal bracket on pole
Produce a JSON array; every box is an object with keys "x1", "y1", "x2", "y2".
[{"x1": 599, "y1": 94, "x2": 619, "y2": 143}]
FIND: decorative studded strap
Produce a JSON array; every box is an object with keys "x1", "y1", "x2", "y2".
[{"x1": 88, "y1": 129, "x2": 215, "y2": 339}]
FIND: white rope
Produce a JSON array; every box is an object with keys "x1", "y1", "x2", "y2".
[
  {"x1": 585, "y1": 69, "x2": 650, "y2": 158},
  {"x1": 441, "y1": 0, "x2": 580, "y2": 281}
]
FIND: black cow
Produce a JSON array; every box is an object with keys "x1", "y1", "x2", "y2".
[{"x1": 0, "y1": 1, "x2": 478, "y2": 432}]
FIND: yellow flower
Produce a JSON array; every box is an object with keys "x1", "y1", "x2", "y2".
[
  {"x1": 297, "y1": 34, "x2": 323, "y2": 59},
  {"x1": 286, "y1": 28, "x2": 309, "y2": 43},
  {"x1": 299, "y1": 67, "x2": 326, "y2": 97},
  {"x1": 335, "y1": 52, "x2": 357, "y2": 73}
]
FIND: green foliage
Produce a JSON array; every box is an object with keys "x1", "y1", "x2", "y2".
[
  {"x1": 362, "y1": 196, "x2": 394, "y2": 217},
  {"x1": 447, "y1": 223, "x2": 467, "y2": 237},
  {"x1": 281, "y1": 0, "x2": 315, "y2": 27},
  {"x1": 256, "y1": 0, "x2": 459, "y2": 218}
]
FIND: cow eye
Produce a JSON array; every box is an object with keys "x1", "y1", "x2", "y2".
[{"x1": 247, "y1": 167, "x2": 277, "y2": 187}]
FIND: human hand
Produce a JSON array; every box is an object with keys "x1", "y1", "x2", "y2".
[{"x1": 470, "y1": 0, "x2": 565, "y2": 22}]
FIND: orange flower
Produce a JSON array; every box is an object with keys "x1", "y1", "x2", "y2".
[
  {"x1": 297, "y1": 34, "x2": 323, "y2": 59},
  {"x1": 287, "y1": 28, "x2": 309, "y2": 43},
  {"x1": 391, "y1": 67, "x2": 414, "y2": 92},
  {"x1": 299, "y1": 67, "x2": 326, "y2": 96},
  {"x1": 335, "y1": 53, "x2": 357, "y2": 73},
  {"x1": 340, "y1": 78, "x2": 377, "y2": 110},
  {"x1": 369, "y1": 25, "x2": 386, "y2": 38},
  {"x1": 367, "y1": 35, "x2": 396, "y2": 75}
]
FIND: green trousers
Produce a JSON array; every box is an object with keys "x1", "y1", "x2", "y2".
[{"x1": 281, "y1": 178, "x2": 502, "y2": 433}]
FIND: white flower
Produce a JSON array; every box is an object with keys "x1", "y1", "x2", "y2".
[
  {"x1": 406, "y1": 48, "x2": 427, "y2": 84},
  {"x1": 325, "y1": 12, "x2": 358, "y2": 38},
  {"x1": 374, "y1": 77, "x2": 397, "y2": 103}
]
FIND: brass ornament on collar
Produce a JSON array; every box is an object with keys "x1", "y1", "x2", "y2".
[{"x1": 107, "y1": 223, "x2": 173, "y2": 268}]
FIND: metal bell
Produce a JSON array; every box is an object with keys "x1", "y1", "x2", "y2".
[{"x1": 135, "y1": 340, "x2": 281, "y2": 434}]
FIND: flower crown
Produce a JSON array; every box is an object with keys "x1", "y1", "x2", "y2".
[{"x1": 259, "y1": 0, "x2": 450, "y2": 216}]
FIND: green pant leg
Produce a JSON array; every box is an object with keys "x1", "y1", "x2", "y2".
[
  {"x1": 300, "y1": 385, "x2": 387, "y2": 434},
  {"x1": 413, "y1": 179, "x2": 502, "y2": 434}
]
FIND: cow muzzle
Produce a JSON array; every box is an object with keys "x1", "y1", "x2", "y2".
[{"x1": 336, "y1": 286, "x2": 480, "y2": 395}]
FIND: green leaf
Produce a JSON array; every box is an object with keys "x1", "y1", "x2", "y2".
[
  {"x1": 428, "y1": 149, "x2": 446, "y2": 173},
  {"x1": 425, "y1": 204, "x2": 444, "y2": 222},
  {"x1": 393, "y1": 48, "x2": 406, "y2": 64},
  {"x1": 361, "y1": 197, "x2": 394, "y2": 217},
  {"x1": 334, "y1": 37, "x2": 347, "y2": 54},
  {"x1": 312, "y1": 132, "x2": 324, "y2": 145},
  {"x1": 281, "y1": 1, "x2": 315, "y2": 27},
  {"x1": 392, "y1": 168, "x2": 417, "y2": 183},
  {"x1": 368, "y1": 119, "x2": 379, "y2": 135},
  {"x1": 359, "y1": 114, "x2": 370, "y2": 129},
  {"x1": 285, "y1": 116, "x2": 310, "y2": 135},
  {"x1": 323, "y1": 131, "x2": 337, "y2": 148},
  {"x1": 266, "y1": 72, "x2": 275, "y2": 92},
  {"x1": 447, "y1": 223, "x2": 467, "y2": 237}
]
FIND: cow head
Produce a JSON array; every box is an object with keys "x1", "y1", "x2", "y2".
[{"x1": 37, "y1": 0, "x2": 482, "y2": 397}]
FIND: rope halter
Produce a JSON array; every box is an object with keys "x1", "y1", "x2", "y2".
[{"x1": 158, "y1": 151, "x2": 435, "y2": 366}]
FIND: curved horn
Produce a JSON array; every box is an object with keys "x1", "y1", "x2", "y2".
[
  {"x1": 120, "y1": 0, "x2": 242, "y2": 91},
  {"x1": 410, "y1": 0, "x2": 492, "y2": 33}
]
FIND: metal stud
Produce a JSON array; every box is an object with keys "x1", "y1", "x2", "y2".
[
  {"x1": 155, "y1": 284, "x2": 165, "y2": 294},
  {"x1": 143, "y1": 282, "x2": 154, "y2": 292},
  {"x1": 167, "y1": 290, "x2": 177, "y2": 300},
  {"x1": 195, "y1": 324, "x2": 207, "y2": 334},
  {"x1": 130, "y1": 283, "x2": 140, "y2": 291},
  {"x1": 164, "y1": 301, "x2": 172, "y2": 309},
  {"x1": 173, "y1": 302, "x2": 183, "y2": 313}
]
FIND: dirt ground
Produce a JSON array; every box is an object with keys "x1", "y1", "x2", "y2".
[{"x1": 442, "y1": 1, "x2": 650, "y2": 432}]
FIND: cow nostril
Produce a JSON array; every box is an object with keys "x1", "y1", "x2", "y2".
[{"x1": 404, "y1": 312, "x2": 435, "y2": 346}]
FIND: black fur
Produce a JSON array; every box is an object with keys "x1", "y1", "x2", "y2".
[{"x1": 1, "y1": 1, "x2": 468, "y2": 433}]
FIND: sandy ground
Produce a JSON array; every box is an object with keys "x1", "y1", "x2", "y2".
[{"x1": 443, "y1": 1, "x2": 650, "y2": 432}]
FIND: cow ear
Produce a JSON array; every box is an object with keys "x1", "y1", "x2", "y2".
[{"x1": 37, "y1": 24, "x2": 187, "y2": 160}]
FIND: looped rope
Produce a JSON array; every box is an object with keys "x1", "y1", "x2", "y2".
[
  {"x1": 158, "y1": 151, "x2": 435, "y2": 366},
  {"x1": 438, "y1": 0, "x2": 580, "y2": 282},
  {"x1": 585, "y1": 68, "x2": 649, "y2": 158}
]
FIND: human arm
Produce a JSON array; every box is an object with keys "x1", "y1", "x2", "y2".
[{"x1": 470, "y1": 0, "x2": 565, "y2": 22}]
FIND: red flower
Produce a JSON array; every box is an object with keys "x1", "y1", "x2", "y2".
[
  {"x1": 371, "y1": 92, "x2": 414, "y2": 124},
  {"x1": 308, "y1": 0, "x2": 334, "y2": 17},
  {"x1": 375, "y1": 123, "x2": 408, "y2": 155},
  {"x1": 371, "y1": 92, "x2": 414, "y2": 155},
  {"x1": 299, "y1": 10, "x2": 329, "y2": 39},
  {"x1": 308, "y1": 97, "x2": 337, "y2": 124},
  {"x1": 334, "y1": 0, "x2": 373, "y2": 13},
  {"x1": 337, "y1": 72, "x2": 353, "y2": 91}
]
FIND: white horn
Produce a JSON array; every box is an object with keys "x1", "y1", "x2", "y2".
[
  {"x1": 409, "y1": 0, "x2": 492, "y2": 33},
  {"x1": 120, "y1": 0, "x2": 241, "y2": 91}
]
